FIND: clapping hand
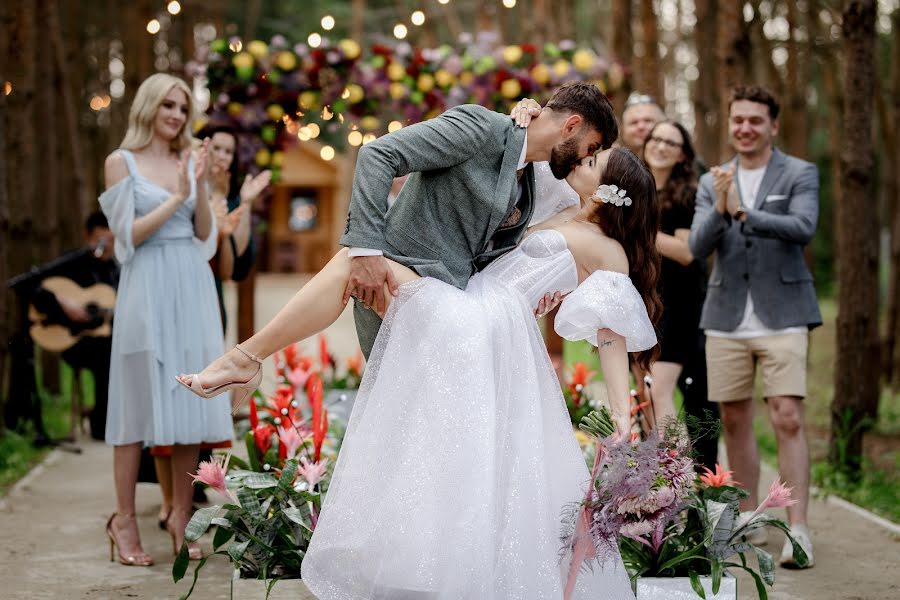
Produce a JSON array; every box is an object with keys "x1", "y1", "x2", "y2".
[
  {"x1": 194, "y1": 138, "x2": 210, "y2": 183},
  {"x1": 710, "y1": 165, "x2": 734, "y2": 215},
  {"x1": 510, "y1": 98, "x2": 542, "y2": 128},
  {"x1": 239, "y1": 170, "x2": 273, "y2": 207},
  {"x1": 212, "y1": 196, "x2": 245, "y2": 238}
]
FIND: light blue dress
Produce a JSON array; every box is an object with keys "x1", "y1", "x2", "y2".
[{"x1": 99, "y1": 149, "x2": 234, "y2": 446}]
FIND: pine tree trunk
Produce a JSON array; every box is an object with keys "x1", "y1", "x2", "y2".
[
  {"x1": 693, "y1": 0, "x2": 719, "y2": 164},
  {"x1": 832, "y1": 0, "x2": 879, "y2": 471},
  {"x1": 610, "y1": 0, "x2": 634, "y2": 116},
  {"x1": 716, "y1": 0, "x2": 751, "y2": 159},
  {"x1": 0, "y1": 51, "x2": 10, "y2": 428},
  {"x1": 638, "y1": 0, "x2": 663, "y2": 101}
]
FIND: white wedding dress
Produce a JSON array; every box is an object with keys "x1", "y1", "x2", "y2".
[{"x1": 302, "y1": 229, "x2": 656, "y2": 600}]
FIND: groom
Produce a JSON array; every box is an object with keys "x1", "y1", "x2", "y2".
[{"x1": 341, "y1": 81, "x2": 618, "y2": 357}]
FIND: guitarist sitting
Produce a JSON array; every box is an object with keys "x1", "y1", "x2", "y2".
[{"x1": 29, "y1": 212, "x2": 119, "y2": 440}]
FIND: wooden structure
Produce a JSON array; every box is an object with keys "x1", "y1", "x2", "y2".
[{"x1": 267, "y1": 142, "x2": 353, "y2": 273}]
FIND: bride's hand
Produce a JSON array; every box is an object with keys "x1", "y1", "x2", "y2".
[
  {"x1": 534, "y1": 291, "x2": 566, "y2": 318},
  {"x1": 511, "y1": 98, "x2": 542, "y2": 128}
]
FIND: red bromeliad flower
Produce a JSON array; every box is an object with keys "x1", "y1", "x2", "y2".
[
  {"x1": 253, "y1": 423, "x2": 275, "y2": 455},
  {"x1": 318, "y1": 335, "x2": 335, "y2": 372},
  {"x1": 283, "y1": 344, "x2": 301, "y2": 371},
  {"x1": 699, "y1": 464, "x2": 738, "y2": 488},
  {"x1": 249, "y1": 394, "x2": 259, "y2": 429},
  {"x1": 307, "y1": 373, "x2": 329, "y2": 462},
  {"x1": 567, "y1": 362, "x2": 595, "y2": 403},
  {"x1": 264, "y1": 385, "x2": 300, "y2": 423}
]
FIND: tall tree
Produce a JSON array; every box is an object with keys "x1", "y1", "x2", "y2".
[
  {"x1": 638, "y1": 0, "x2": 663, "y2": 101},
  {"x1": 715, "y1": 0, "x2": 751, "y2": 160},
  {"x1": 0, "y1": 45, "x2": 9, "y2": 426},
  {"x1": 883, "y1": 9, "x2": 900, "y2": 384},
  {"x1": 610, "y1": 0, "x2": 634, "y2": 116},
  {"x1": 693, "y1": 0, "x2": 719, "y2": 165},
  {"x1": 832, "y1": 0, "x2": 878, "y2": 471}
]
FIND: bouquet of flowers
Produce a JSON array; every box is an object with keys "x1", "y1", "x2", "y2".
[{"x1": 564, "y1": 409, "x2": 809, "y2": 600}]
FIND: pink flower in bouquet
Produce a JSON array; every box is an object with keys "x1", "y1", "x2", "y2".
[
  {"x1": 191, "y1": 454, "x2": 237, "y2": 503},
  {"x1": 297, "y1": 456, "x2": 329, "y2": 488},
  {"x1": 277, "y1": 425, "x2": 308, "y2": 460},
  {"x1": 699, "y1": 464, "x2": 738, "y2": 488},
  {"x1": 620, "y1": 521, "x2": 654, "y2": 540}
]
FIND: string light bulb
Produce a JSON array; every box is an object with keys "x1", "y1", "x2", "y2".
[
  {"x1": 348, "y1": 131, "x2": 363, "y2": 146},
  {"x1": 393, "y1": 24, "x2": 408, "y2": 39},
  {"x1": 502, "y1": 0, "x2": 516, "y2": 7},
  {"x1": 308, "y1": 32, "x2": 322, "y2": 48},
  {"x1": 146, "y1": 19, "x2": 161, "y2": 34},
  {"x1": 320, "y1": 146, "x2": 336, "y2": 161},
  {"x1": 438, "y1": 0, "x2": 450, "y2": 4},
  {"x1": 388, "y1": 121, "x2": 403, "y2": 132},
  {"x1": 167, "y1": 1, "x2": 181, "y2": 15},
  {"x1": 321, "y1": 15, "x2": 335, "y2": 30},
  {"x1": 411, "y1": 11, "x2": 425, "y2": 26}
]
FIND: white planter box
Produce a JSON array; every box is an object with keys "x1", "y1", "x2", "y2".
[
  {"x1": 230, "y1": 578, "x2": 315, "y2": 600},
  {"x1": 636, "y1": 574, "x2": 736, "y2": 599}
]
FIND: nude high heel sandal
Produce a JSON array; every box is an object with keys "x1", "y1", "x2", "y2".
[
  {"x1": 105, "y1": 513, "x2": 154, "y2": 566},
  {"x1": 177, "y1": 343, "x2": 263, "y2": 414}
]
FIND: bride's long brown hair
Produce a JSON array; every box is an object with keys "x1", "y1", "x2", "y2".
[{"x1": 586, "y1": 148, "x2": 662, "y2": 370}]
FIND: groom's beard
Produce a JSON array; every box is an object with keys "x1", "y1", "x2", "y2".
[{"x1": 548, "y1": 136, "x2": 582, "y2": 179}]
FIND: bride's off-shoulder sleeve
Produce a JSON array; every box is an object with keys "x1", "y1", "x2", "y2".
[
  {"x1": 554, "y1": 270, "x2": 657, "y2": 351},
  {"x1": 99, "y1": 177, "x2": 137, "y2": 265}
]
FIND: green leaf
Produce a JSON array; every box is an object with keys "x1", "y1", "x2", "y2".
[
  {"x1": 279, "y1": 459, "x2": 299, "y2": 489},
  {"x1": 228, "y1": 455, "x2": 250, "y2": 470},
  {"x1": 283, "y1": 506, "x2": 313, "y2": 530},
  {"x1": 245, "y1": 431, "x2": 261, "y2": 472},
  {"x1": 265, "y1": 576, "x2": 283, "y2": 600},
  {"x1": 227, "y1": 538, "x2": 251, "y2": 562},
  {"x1": 177, "y1": 554, "x2": 211, "y2": 600},
  {"x1": 753, "y1": 546, "x2": 775, "y2": 586},
  {"x1": 725, "y1": 561, "x2": 768, "y2": 600},
  {"x1": 243, "y1": 473, "x2": 279, "y2": 489},
  {"x1": 688, "y1": 570, "x2": 707, "y2": 599},
  {"x1": 185, "y1": 506, "x2": 219, "y2": 542},
  {"x1": 173, "y1": 542, "x2": 190, "y2": 582},
  {"x1": 712, "y1": 561, "x2": 722, "y2": 595},
  {"x1": 213, "y1": 524, "x2": 234, "y2": 550},
  {"x1": 238, "y1": 486, "x2": 263, "y2": 520},
  {"x1": 658, "y1": 543, "x2": 706, "y2": 571}
]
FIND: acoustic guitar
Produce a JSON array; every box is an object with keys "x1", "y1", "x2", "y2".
[{"x1": 28, "y1": 277, "x2": 116, "y2": 352}]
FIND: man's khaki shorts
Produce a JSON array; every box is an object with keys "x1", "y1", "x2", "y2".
[{"x1": 705, "y1": 332, "x2": 808, "y2": 402}]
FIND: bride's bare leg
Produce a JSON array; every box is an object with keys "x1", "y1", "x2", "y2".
[{"x1": 179, "y1": 249, "x2": 417, "y2": 390}]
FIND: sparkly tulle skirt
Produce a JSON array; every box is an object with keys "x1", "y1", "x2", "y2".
[{"x1": 301, "y1": 274, "x2": 635, "y2": 599}]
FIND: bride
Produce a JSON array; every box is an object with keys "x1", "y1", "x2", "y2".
[{"x1": 179, "y1": 147, "x2": 660, "y2": 599}]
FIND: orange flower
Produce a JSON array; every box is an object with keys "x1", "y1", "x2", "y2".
[
  {"x1": 283, "y1": 344, "x2": 301, "y2": 371},
  {"x1": 699, "y1": 464, "x2": 738, "y2": 488},
  {"x1": 265, "y1": 385, "x2": 299, "y2": 422},
  {"x1": 318, "y1": 335, "x2": 334, "y2": 370},
  {"x1": 346, "y1": 350, "x2": 364, "y2": 378},
  {"x1": 567, "y1": 362, "x2": 595, "y2": 396}
]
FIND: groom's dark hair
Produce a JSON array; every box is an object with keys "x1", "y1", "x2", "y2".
[{"x1": 545, "y1": 81, "x2": 618, "y2": 149}]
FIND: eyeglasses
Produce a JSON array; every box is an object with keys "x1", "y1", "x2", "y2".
[
  {"x1": 625, "y1": 92, "x2": 658, "y2": 108},
  {"x1": 647, "y1": 136, "x2": 683, "y2": 150}
]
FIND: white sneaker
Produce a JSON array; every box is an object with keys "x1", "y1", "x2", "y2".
[
  {"x1": 736, "y1": 511, "x2": 769, "y2": 546},
  {"x1": 780, "y1": 525, "x2": 814, "y2": 568}
]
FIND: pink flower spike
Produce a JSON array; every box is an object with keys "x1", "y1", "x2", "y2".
[
  {"x1": 190, "y1": 453, "x2": 237, "y2": 503},
  {"x1": 297, "y1": 457, "x2": 329, "y2": 488},
  {"x1": 699, "y1": 464, "x2": 737, "y2": 488},
  {"x1": 286, "y1": 366, "x2": 311, "y2": 390},
  {"x1": 762, "y1": 477, "x2": 797, "y2": 510},
  {"x1": 277, "y1": 425, "x2": 306, "y2": 460}
]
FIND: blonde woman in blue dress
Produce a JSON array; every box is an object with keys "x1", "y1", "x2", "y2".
[{"x1": 100, "y1": 73, "x2": 233, "y2": 565}]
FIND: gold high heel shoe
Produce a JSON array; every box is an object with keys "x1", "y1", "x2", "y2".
[
  {"x1": 177, "y1": 343, "x2": 263, "y2": 414},
  {"x1": 105, "y1": 513, "x2": 154, "y2": 566}
]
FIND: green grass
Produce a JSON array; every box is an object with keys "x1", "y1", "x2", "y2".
[{"x1": 0, "y1": 355, "x2": 95, "y2": 496}]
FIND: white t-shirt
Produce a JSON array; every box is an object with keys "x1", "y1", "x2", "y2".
[{"x1": 705, "y1": 165, "x2": 806, "y2": 339}]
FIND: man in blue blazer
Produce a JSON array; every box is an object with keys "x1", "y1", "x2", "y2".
[{"x1": 690, "y1": 85, "x2": 821, "y2": 568}]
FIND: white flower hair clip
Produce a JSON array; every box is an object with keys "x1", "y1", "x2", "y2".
[{"x1": 594, "y1": 183, "x2": 632, "y2": 207}]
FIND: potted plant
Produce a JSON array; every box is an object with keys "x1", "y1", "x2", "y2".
[
  {"x1": 173, "y1": 374, "x2": 335, "y2": 599},
  {"x1": 564, "y1": 409, "x2": 809, "y2": 600}
]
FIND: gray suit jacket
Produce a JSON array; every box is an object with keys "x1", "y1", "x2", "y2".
[
  {"x1": 341, "y1": 104, "x2": 535, "y2": 355},
  {"x1": 689, "y1": 148, "x2": 822, "y2": 332}
]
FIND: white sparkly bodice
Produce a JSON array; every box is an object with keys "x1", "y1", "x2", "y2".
[{"x1": 478, "y1": 229, "x2": 579, "y2": 309}]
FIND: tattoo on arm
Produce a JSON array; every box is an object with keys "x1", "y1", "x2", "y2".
[{"x1": 600, "y1": 339, "x2": 615, "y2": 348}]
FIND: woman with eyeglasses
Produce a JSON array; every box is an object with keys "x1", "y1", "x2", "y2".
[{"x1": 638, "y1": 120, "x2": 706, "y2": 427}]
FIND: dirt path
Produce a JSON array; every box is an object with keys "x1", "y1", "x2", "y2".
[{"x1": 1, "y1": 275, "x2": 898, "y2": 599}]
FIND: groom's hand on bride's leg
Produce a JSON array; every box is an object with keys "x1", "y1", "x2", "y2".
[{"x1": 343, "y1": 255, "x2": 399, "y2": 314}]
